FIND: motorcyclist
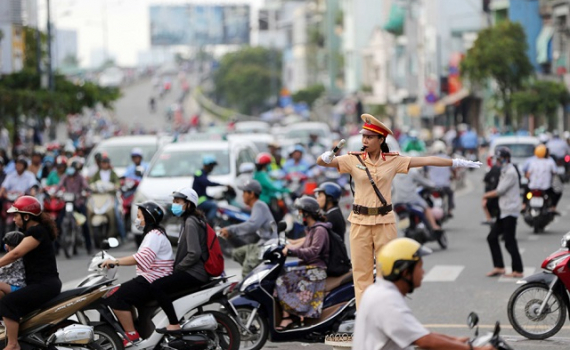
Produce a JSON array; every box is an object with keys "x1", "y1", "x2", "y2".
[
  {"x1": 314, "y1": 182, "x2": 346, "y2": 243},
  {"x1": 124, "y1": 147, "x2": 149, "y2": 181},
  {"x1": 192, "y1": 155, "x2": 227, "y2": 224},
  {"x1": 281, "y1": 144, "x2": 314, "y2": 177},
  {"x1": 89, "y1": 156, "x2": 126, "y2": 241},
  {"x1": 402, "y1": 130, "x2": 426, "y2": 153},
  {"x1": 219, "y1": 180, "x2": 277, "y2": 277},
  {"x1": 525, "y1": 144, "x2": 558, "y2": 213},
  {"x1": 307, "y1": 132, "x2": 326, "y2": 158},
  {"x1": 353, "y1": 237, "x2": 495, "y2": 350},
  {"x1": 460, "y1": 126, "x2": 479, "y2": 158},
  {"x1": 0, "y1": 157, "x2": 38, "y2": 198},
  {"x1": 392, "y1": 160, "x2": 443, "y2": 233},
  {"x1": 46, "y1": 156, "x2": 67, "y2": 186},
  {"x1": 57, "y1": 160, "x2": 92, "y2": 254},
  {"x1": 28, "y1": 150, "x2": 44, "y2": 179},
  {"x1": 253, "y1": 152, "x2": 290, "y2": 219},
  {"x1": 268, "y1": 142, "x2": 285, "y2": 171},
  {"x1": 546, "y1": 130, "x2": 570, "y2": 160},
  {"x1": 427, "y1": 140, "x2": 455, "y2": 218}
]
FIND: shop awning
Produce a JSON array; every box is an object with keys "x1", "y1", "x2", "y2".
[
  {"x1": 383, "y1": 4, "x2": 405, "y2": 35},
  {"x1": 536, "y1": 25, "x2": 554, "y2": 65},
  {"x1": 439, "y1": 88, "x2": 469, "y2": 106}
]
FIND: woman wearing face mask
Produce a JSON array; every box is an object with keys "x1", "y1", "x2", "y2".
[
  {"x1": 274, "y1": 196, "x2": 330, "y2": 330},
  {"x1": 100, "y1": 201, "x2": 173, "y2": 345},
  {"x1": 146, "y1": 186, "x2": 209, "y2": 332}
]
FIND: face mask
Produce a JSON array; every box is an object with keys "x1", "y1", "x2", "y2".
[
  {"x1": 134, "y1": 218, "x2": 144, "y2": 231},
  {"x1": 66, "y1": 167, "x2": 76, "y2": 176},
  {"x1": 171, "y1": 203, "x2": 184, "y2": 217},
  {"x1": 297, "y1": 211, "x2": 308, "y2": 226}
]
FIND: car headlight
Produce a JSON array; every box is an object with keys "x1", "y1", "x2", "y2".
[{"x1": 240, "y1": 269, "x2": 271, "y2": 293}]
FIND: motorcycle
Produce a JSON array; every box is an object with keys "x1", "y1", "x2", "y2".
[
  {"x1": 466, "y1": 312, "x2": 513, "y2": 349},
  {"x1": 507, "y1": 231, "x2": 570, "y2": 340},
  {"x1": 554, "y1": 155, "x2": 570, "y2": 183},
  {"x1": 420, "y1": 187, "x2": 450, "y2": 224},
  {"x1": 43, "y1": 186, "x2": 66, "y2": 221},
  {"x1": 59, "y1": 191, "x2": 87, "y2": 259},
  {"x1": 394, "y1": 203, "x2": 448, "y2": 249},
  {"x1": 74, "y1": 239, "x2": 242, "y2": 350},
  {"x1": 0, "y1": 278, "x2": 117, "y2": 350},
  {"x1": 87, "y1": 181, "x2": 118, "y2": 249},
  {"x1": 522, "y1": 189, "x2": 554, "y2": 234},
  {"x1": 230, "y1": 222, "x2": 356, "y2": 350},
  {"x1": 119, "y1": 177, "x2": 140, "y2": 235}
]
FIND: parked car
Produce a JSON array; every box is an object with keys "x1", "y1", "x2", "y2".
[
  {"x1": 83, "y1": 135, "x2": 172, "y2": 178},
  {"x1": 233, "y1": 120, "x2": 271, "y2": 134},
  {"x1": 227, "y1": 133, "x2": 275, "y2": 153},
  {"x1": 131, "y1": 139, "x2": 258, "y2": 241}
]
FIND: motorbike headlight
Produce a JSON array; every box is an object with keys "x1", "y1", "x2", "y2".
[
  {"x1": 240, "y1": 269, "x2": 271, "y2": 293},
  {"x1": 546, "y1": 255, "x2": 569, "y2": 271}
]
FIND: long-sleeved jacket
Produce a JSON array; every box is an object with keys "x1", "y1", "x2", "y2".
[
  {"x1": 175, "y1": 215, "x2": 209, "y2": 282},
  {"x1": 288, "y1": 222, "x2": 330, "y2": 269},
  {"x1": 253, "y1": 170, "x2": 289, "y2": 205},
  {"x1": 226, "y1": 200, "x2": 276, "y2": 244},
  {"x1": 496, "y1": 163, "x2": 521, "y2": 219},
  {"x1": 192, "y1": 169, "x2": 221, "y2": 202}
]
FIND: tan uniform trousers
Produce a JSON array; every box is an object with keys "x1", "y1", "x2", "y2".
[{"x1": 350, "y1": 222, "x2": 398, "y2": 309}]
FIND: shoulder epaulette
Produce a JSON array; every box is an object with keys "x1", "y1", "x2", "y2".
[
  {"x1": 348, "y1": 151, "x2": 366, "y2": 156},
  {"x1": 384, "y1": 152, "x2": 400, "y2": 156}
]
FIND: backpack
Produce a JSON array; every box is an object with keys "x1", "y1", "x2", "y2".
[
  {"x1": 193, "y1": 218, "x2": 224, "y2": 277},
  {"x1": 314, "y1": 223, "x2": 351, "y2": 277}
]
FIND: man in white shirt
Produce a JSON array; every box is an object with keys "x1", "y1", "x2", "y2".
[
  {"x1": 526, "y1": 145, "x2": 558, "y2": 212},
  {"x1": 0, "y1": 157, "x2": 38, "y2": 198},
  {"x1": 353, "y1": 238, "x2": 495, "y2": 350}
]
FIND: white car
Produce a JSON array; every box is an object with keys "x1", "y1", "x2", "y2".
[
  {"x1": 486, "y1": 136, "x2": 539, "y2": 169},
  {"x1": 281, "y1": 122, "x2": 332, "y2": 148},
  {"x1": 226, "y1": 133, "x2": 275, "y2": 153},
  {"x1": 131, "y1": 139, "x2": 258, "y2": 240},
  {"x1": 83, "y1": 135, "x2": 172, "y2": 178},
  {"x1": 233, "y1": 121, "x2": 271, "y2": 134}
]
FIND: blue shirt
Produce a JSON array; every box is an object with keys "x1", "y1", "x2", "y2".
[
  {"x1": 281, "y1": 158, "x2": 313, "y2": 177},
  {"x1": 124, "y1": 162, "x2": 149, "y2": 181},
  {"x1": 1, "y1": 171, "x2": 38, "y2": 194},
  {"x1": 192, "y1": 169, "x2": 222, "y2": 200},
  {"x1": 460, "y1": 131, "x2": 478, "y2": 149}
]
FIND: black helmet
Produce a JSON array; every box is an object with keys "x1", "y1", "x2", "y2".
[
  {"x1": 495, "y1": 147, "x2": 511, "y2": 160},
  {"x1": 136, "y1": 201, "x2": 165, "y2": 224},
  {"x1": 3, "y1": 231, "x2": 24, "y2": 247},
  {"x1": 313, "y1": 182, "x2": 342, "y2": 201},
  {"x1": 294, "y1": 196, "x2": 320, "y2": 214}
]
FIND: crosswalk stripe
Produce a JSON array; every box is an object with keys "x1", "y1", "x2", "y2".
[
  {"x1": 423, "y1": 265, "x2": 464, "y2": 282},
  {"x1": 498, "y1": 267, "x2": 536, "y2": 282}
]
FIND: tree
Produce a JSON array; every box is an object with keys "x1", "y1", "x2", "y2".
[
  {"x1": 292, "y1": 84, "x2": 325, "y2": 106},
  {"x1": 512, "y1": 80, "x2": 570, "y2": 129},
  {"x1": 460, "y1": 21, "x2": 534, "y2": 126},
  {"x1": 213, "y1": 47, "x2": 281, "y2": 115}
]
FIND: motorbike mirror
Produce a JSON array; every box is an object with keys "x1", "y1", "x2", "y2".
[
  {"x1": 467, "y1": 312, "x2": 479, "y2": 329},
  {"x1": 277, "y1": 221, "x2": 287, "y2": 233},
  {"x1": 493, "y1": 321, "x2": 500, "y2": 337},
  {"x1": 101, "y1": 238, "x2": 120, "y2": 250}
]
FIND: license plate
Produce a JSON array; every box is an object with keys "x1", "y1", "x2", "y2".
[
  {"x1": 397, "y1": 218, "x2": 410, "y2": 230},
  {"x1": 65, "y1": 202, "x2": 74, "y2": 212},
  {"x1": 530, "y1": 197, "x2": 544, "y2": 208},
  {"x1": 433, "y1": 198, "x2": 443, "y2": 207}
]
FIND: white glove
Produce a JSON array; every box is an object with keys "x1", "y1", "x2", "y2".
[
  {"x1": 320, "y1": 151, "x2": 335, "y2": 164},
  {"x1": 452, "y1": 158, "x2": 482, "y2": 168}
]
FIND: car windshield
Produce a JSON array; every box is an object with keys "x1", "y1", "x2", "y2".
[
  {"x1": 286, "y1": 128, "x2": 327, "y2": 141},
  {"x1": 148, "y1": 149, "x2": 230, "y2": 177},
  {"x1": 498, "y1": 143, "x2": 536, "y2": 158},
  {"x1": 87, "y1": 144, "x2": 158, "y2": 168}
]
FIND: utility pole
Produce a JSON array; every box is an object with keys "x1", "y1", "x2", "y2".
[{"x1": 47, "y1": 0, "x2": 54, "y2": 91}]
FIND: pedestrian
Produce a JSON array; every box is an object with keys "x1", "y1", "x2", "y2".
[
  {"x1": 317, "y1": 113, "x2": 481, "y2": 308},
  {"x1": 483, "y1": 147, "x2": 524, "y2": 278}
]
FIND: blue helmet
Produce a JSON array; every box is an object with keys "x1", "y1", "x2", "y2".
[
  {"x1": 202, "y1": 155, "x2": 218, "y2": 166},
  {"x1": 313, "y1": 182, "x2": 342, "y2": 201}
]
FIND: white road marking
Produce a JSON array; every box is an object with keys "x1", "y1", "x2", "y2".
[
  {"x1": 423, "y1": 265, "x2": 464, "y2": 282},
  {"x1": 498, "y1": 267, "x2": 536, "y2": 282}
]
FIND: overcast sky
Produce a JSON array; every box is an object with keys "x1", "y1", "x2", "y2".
[{"x1": 40, "y1": 0, "x2": 262, "y2": 68}]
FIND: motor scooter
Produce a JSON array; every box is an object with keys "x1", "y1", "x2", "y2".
[
  {"x1": 394, "y1": 203, "x2": 448, "y2": 249},
  {"x1": 230, "y1": 222, "x2": 356, "y2": 350},
  {"x1": 522, "y1": 189, "x2": 554, "y2": 233},
  {"x1": 59, "y1": 191, "x2": 87, "y2": 259},
  {"x1": 507, "y1": 231, "x2": 570, "y2": 340},
  {"x1": 120, "y1": 177, "x2": 140, "y2": 234},
  {"x1": 87, "y1": 181, "x2": 118, "y2": 249},
  {"x1": 74, "y1": 238, "x2": 242, "y2": 350},
  {"x1": 465, "y1": 312, "x2": 513, "y2": 349},
  {"x1": 43, "y1": 186, "x2": 66, "y2": 221}
]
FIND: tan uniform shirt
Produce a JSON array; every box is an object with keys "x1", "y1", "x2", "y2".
[{"x1": 337, "y1": 153, "x2": 411, "y2": 225}]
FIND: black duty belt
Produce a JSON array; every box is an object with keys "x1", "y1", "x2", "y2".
[{"x1": 353, "y1": 204, "x2": 393, "y2": 216}]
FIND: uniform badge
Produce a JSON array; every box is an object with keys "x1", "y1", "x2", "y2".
[{"x1": 356, "y1": 164, "x2": 366, "y2": 170}]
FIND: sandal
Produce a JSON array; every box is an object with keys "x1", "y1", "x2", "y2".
[
  {"x1": 486, "y1": 269, "x2": 505, "y2": 277},
  {"x1": 276, "y1": 317, "x2": 294, "y2": 331},
  {"x1": 504, "y1": 272, "x2": 524, "y2": 278}
]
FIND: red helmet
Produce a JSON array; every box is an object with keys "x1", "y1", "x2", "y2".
[
  {"x1": 255, "y1": 153, "x2": 272, "y2": 165},
  {"x1": 7, "y1": 196, "x2": 42, "y2": 216},
  {"x1": 56, "y1": 155, "x2": 68, "y2": 166}
]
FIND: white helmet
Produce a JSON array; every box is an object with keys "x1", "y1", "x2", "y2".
[
  {"x1": 172, "y1": 186, "x2": 198, "y2": 207},
  {"x1": 431, "y1": 140, "x2": 446, "y2": 154}
]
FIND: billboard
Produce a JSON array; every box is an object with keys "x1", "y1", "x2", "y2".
[{"x1": 150, "y1": 5, "x2": 250, "y2": 46}]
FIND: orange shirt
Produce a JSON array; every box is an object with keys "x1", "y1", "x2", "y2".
[{"x1": 337, "y1": 153, "x2": 411, "y2": 225}]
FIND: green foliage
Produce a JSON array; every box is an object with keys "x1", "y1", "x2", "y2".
[
  {"x1": 23, "y1": 26, "x2": 47, "y2": 72},
  {"x1": 213, "y1": 46, "x2": 281, "y2": 114},
  {"x1": 512, "y1": 80, "x2": 570, "y2": 128},
  {"x1": 460, "y1": 21, "x2": 534, "y2": 125},
  {"x1": 292, "y1": 84, "x2": 325, "y2": 106}
]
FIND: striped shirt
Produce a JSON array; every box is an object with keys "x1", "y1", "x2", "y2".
[{"x1": 133, "y1": 229, "x2": 174, "y2": 282}]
